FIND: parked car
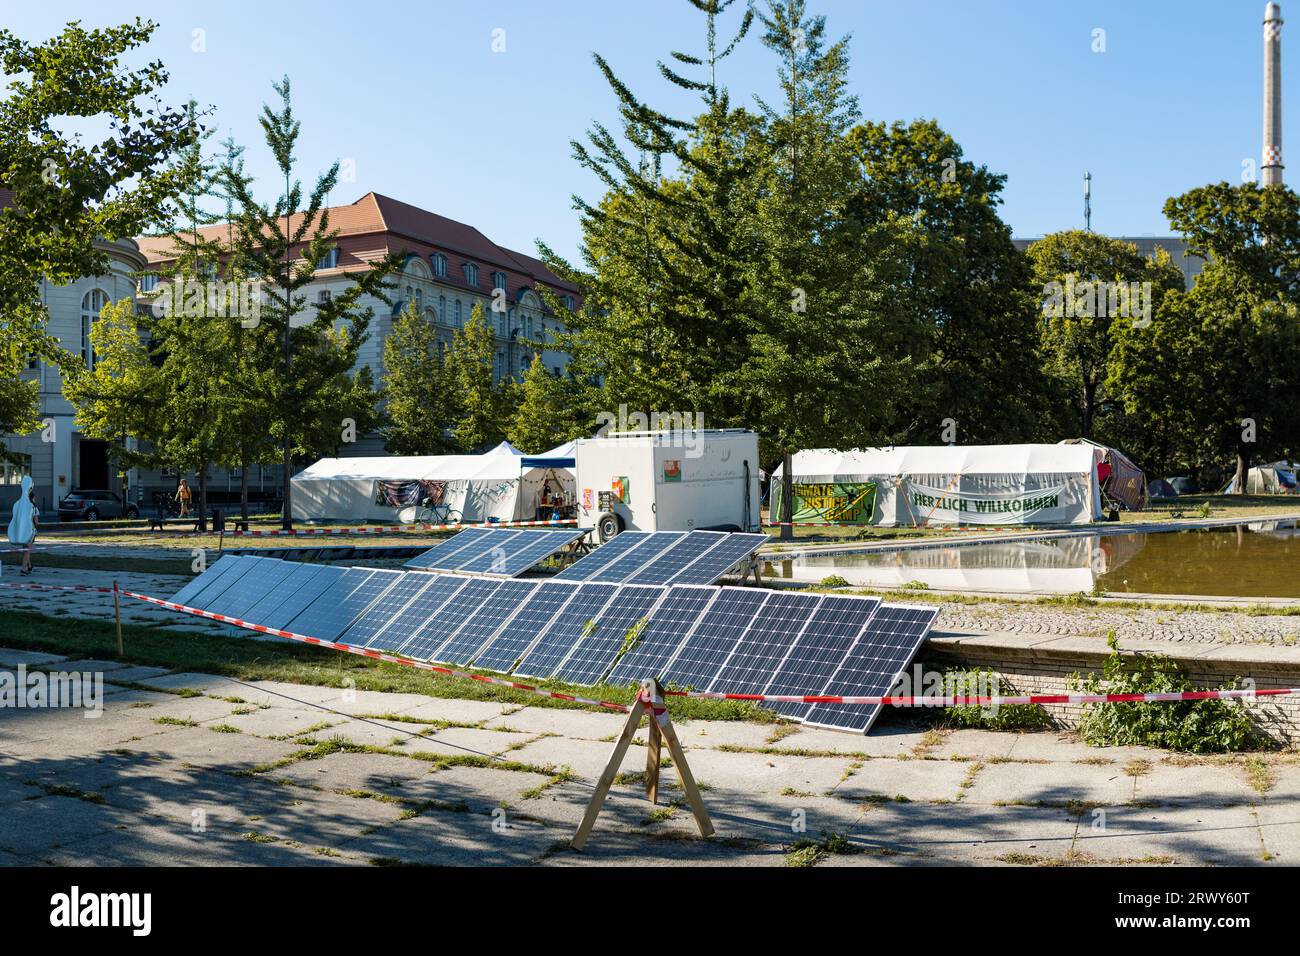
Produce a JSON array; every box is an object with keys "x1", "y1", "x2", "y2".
[
  {"x1": 58, "y1": 489, "x2": 139, "y2": 522},
  {"x1": 1166, "y1": 476, "x2": 1198, "y2": 496}
]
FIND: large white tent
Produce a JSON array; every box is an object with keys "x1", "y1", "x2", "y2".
[
  {"x1": 290, "y1": 442, "x2": 575, "y2": 524},
  {"x1": 771, "y1": 444, "x2": 1102, "y2": 527}
]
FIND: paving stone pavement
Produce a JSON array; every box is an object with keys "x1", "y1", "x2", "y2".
[{"x1": 0, "y1": 647, "x2": 1296, "y2": 867}]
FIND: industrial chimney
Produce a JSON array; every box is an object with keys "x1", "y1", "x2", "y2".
[{"x1": 1264, "y1": 2, "x2": 1284, "y2": 185}]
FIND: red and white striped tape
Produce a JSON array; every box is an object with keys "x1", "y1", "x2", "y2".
[
  {"x1": 0, "y1": 582, "x2": 116, "y2": 594},
  {"x1": 108, "y1": 518, "x2": 581, "y2": 539},
  {"x1": 120, "y1": 589, "x2": 632, "y2": 713}
]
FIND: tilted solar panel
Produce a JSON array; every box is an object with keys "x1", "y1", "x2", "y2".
[
  {"x1": 706, "y1": 591, "x2": 824, "y2": 696},
  {"x1": 513, "y1": 582, "x2": 619, "y2": 679},
  {"x1": 436, "y1": 578, "x2": 540, "y2": 665},
  {"x1": 170, "y1": 554, "x2": 241, "y2": 607},
  {"x1": 658, "y1": 587, "x2": 771, "y2": 690},
  {"x1": 551, "y1": 531, "x2": 651, "y2": 581},
  {"x1": 241, "y1": 562, "x2": 325, "y2": 627},
  {"x1": 282, "y1": 568, "x2": 402, "y2": 643},
  {"x1": 204, "y1": 557, "x2": 298, "y2": 621},
  {"x1": 403, "y1": 527, "x2": 498, "y2": 570},
  {"x1": 668, "y1": 532, "x2": 769, "y2": 585},
  {"x1": 449, "y1": 529, "x2": 531, "y2": 574},
  {"x1": 401, "y1": 576, "x2": 502, "y2": 661},
  {"x1": 623, "y1": 531, "x2": 727, "y2": 586},
  {"x1": 258, "y1": 565, "x2": 346, "y2": 632},
  {"x1": 338, "y1": 572, "x2": 441, "y2": 648},
  {"x1": 605, "y1": 584, "x2": 717, "y2": 685},
  {"x1": 482, "y1": 528, "x2": 588, "y2": 577},
  {"x1": 802, "y1": 605, "x2": 938, "y2": 733},
  {"x1": 375, "y1": 574, "x2": 471, "y2": 655},
  {"x1": 759, "y1": 594, "x2": 882, "y2": 720},
  {"x1": 588, "y1": 532, "x2": 685, "y2": 583},
  {"x1": 472, "y1": 580, "x2": 581, "y2": 672},
  {"x1": 552, "y1": 584, "x2": 667, "y2": 686},
  {"x1": 186, "y1": 556, "x2": 259, "y2": 612}
]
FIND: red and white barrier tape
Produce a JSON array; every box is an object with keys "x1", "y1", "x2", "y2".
[
  {"x1": 116, "y1": 588, "x2": 1300, "y2": 711},
  {"x1": 120, "y1": 590, "x2": 630, "y2": 713},
  {"x1": 112, "y1": 518, "x2": 580, "y2": 539},
  {"x1": 0, "y1": 582, "x2": 116, "y2": 594}
]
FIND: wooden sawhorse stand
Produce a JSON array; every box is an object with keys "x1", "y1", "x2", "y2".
[{"x1": 571, "y1": 678, "x2": 714, "y2": 850}]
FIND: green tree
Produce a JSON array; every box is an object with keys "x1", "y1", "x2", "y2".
[
  {"x1": 0, "y1": 346, "x2": 42, "y2": 464},
  {"x1": 221, "y1": 76, "x2": 401, "y2": 527},
  {"x1": 447, "y1": 303, "x2": 506, "y2": 451},
  {"x1": 381, "y1": 300, "x2": 456, "y2": 455},
  {"x1": 0, "y1": 19, "x2": 194, "y2": 369},
  {"x1": 508, "y1": 355, "x2": 582, "y2": 454}
]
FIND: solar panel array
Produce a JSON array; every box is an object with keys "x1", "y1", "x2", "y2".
[
  {"x1": 404, "y1": 527, "x2": 586, "y2": 576},
  {"x1": 167, "y1": 555, "x2": 935, "y2": 734},
  {"x1": 555, "y1": 530, "x2": 768, "y2": 585}
]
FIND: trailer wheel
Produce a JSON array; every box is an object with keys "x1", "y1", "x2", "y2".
[{"x1": 596, "y1": 513, "x2": 623, "y2": 542}]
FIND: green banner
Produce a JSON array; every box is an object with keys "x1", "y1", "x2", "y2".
[{"x1": 771, "y1": 481, "x2": 877, "y2": 525}]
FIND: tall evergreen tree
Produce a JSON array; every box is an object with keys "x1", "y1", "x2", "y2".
[
  {"x1": 381, "y1": 300, "x2": 456, "y2": 455},
  {"x1": 508, "y1": 355, "x2": 583, "y2": 454},
  {"x1": 447, "y1": 303, "x2": 506, "y2": 451}
]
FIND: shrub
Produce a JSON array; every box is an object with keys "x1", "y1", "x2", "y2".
[
  {"x1": 1069, "y1": 633, "x2": 1256, "y2": 753},
  {"x1": 820, "y1": 574, "x2": 849, "y2": 588},
  {"x1": 941, "y1": 667, "x2": 1053, "y2": 731}
]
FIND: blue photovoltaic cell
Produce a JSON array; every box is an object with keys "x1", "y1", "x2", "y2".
[
  {"x1": 552, "y1": 532, "x2": 651, "y2": 581},
  {"x1": 436, "y1": 579, "x2": 539, "y2": 665},
  {"x1": 259, "y1": 565, "x2": 346, "y2": 632},
  {"x1": 802, "y1": 604, "x2": 937, "y2": 733},
  {"x1": 624, "y1": 531, "x2": 727, "y2": 586},
  {"x1": 235, "y1": 561, "x2": 321, "y2": 625},
  {"x1": 669, "y1": 532, "x2": 769, "y2": 585},
  {"x1": 550, "y1": 584, "x2": 667, "y2": 685},
  {"x1": 759, "y1": 595, "x2": 882, "y2": 720},
  {"x1": 449, "y1": 529, "x2": 531, "y2": 573},
  {"x1": 472, "y1": 580, "x2": 581, "y2": 672},
  {"x1": 376, "y1": 575, "x2": 471, "y2": 655},
  {"x1": 403, "y1": 527, "x2": 499, "y2": 570},
  {"x1": 589, "y1": 532, "x2": 685, "y2": 583},
  {"x1": 605, "y1": 585, "x2": 716, "y2": 685},
  {"x1": 339, "y1": 572, "x2": 441, "y2": 648},
  {"x1": 205, "y1": 558, "x2": 298, "y2": 621},
  {"x1": 706, "y1": 592, "x2": 824, "y2": 696},
  {"x1": 659, "y1": 588, "x2": 770, "y2": 690},
  {"x1": 282, "y1": 568, "x2": 400, "y2": 642},
  {"x1": 170, "y1": 555, "x2": 241, "y2": 607},
  {"x1": 513, "y1": 583, "x2": 618, "y2": 679},
  {"x1": 400, "y1": 576, "x2": 502, "y2": 661},
  {"x1": 186, "y1": 556, "x2": 259, "y2": 611},
  {"x1": 478, "y1": 529, "x2": 588, "y2": 577}
]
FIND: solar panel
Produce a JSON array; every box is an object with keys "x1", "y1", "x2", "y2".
[
  {"x1": 605, "y1": 584, "x2": 717, "y2": 685},
  {"x1": 624, "y1": 531, "x2": 727, "y2": 585},
  {"x1": 658, "y1": 587, "x2": 770, "y2": 689},
  {"x1": 186, "y1": 556, "x2": 259, "y2": 611},
  {"x1": 759, "y1": 594, "x2": 882, "y2": 719},
  {"x1": 169, "y1": 554, "x2": 241, "y2": 607},
  {"x1": 448, "y1": 529, "x2": 530, "y2": 573},
  {"x1": 281, "y1": 568, "x2": 402, "y2": 642},
  {"x1": 436, "y1": 579, "x2": 540, "y2": 665},
  {"x1": 258, "y1": 565, "x2": 346, "y2": 632},
  {"x1": 204, "y1": 558, "x2": 297, "y2": 620},
  {"x1": 401, "y1": 576, "x2": 502, "y2": 660},
  {"x1": 513, "y1": 582, "x2": 618, "y2": 679},
  {"x1": 472, "y1": 580, "x2": 581, "y2": 672},
  {"x1": 669, "y1": 532, "x2": 769, "y2": 585},
  {"x1": 706, "y1": 591, "x2": 824, "y2": 696},
  {"x1": 802, "y1": 604, "x2": 938, "y2": 733},
  {"x1": 241, "y1": 562, "x2": 325, "y2": 626},
  {"x1": 551, "y1": 531, "x2": 651, "y2": 581},
  {"x1": 552, "y1": 584, "x2": 668, "y2": 685},
  {"x1": 455, "y1": 528, "x2": 586, "y2": 577},
  {"x1": 338, "y1": 572, "x2": 441, "y2": 648},
  {"x1": 376, "y1": 574, "x2": 472, "y2": 655},
  {"x1": 589, "y1": 532, "x2": 685, "y2": 583},
  {"x1": 403, "y1": 527, "x2": 499, "y2": 570}
]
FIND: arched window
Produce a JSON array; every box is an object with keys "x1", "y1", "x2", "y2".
[
  {"x1": 80, "y1": 289, "x2": 108, "y2": 369},
  {"x1": 431, "y1": 253, "x2": 447, "y2": 278},
  {"x1": 492, "y1": 271, "x2": 507, "y2": 291}
]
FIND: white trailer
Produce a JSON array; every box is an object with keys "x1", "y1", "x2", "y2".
[{"x1": 574, "y1": 430, "x2": 761, "y2": 541}]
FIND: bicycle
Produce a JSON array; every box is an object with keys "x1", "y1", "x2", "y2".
[{"x1": 408, "y1": 497, "x2": 461, "y2": 526}]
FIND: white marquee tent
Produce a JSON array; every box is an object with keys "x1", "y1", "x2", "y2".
[
  {"x1": 290, "y1": 442, "x2": 576, "y2": 524},
  {"x1": 771, "y1": 444, "x2": 1102, "y2": 527}
]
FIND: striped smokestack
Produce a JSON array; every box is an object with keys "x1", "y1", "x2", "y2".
[{"x1": 1264, "y1": 2, "x2": 1284, "y2": 185}]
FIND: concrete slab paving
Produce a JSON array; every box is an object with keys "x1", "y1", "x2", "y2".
[
  {"x1": 100, "y1": 665, "x2": 173, "y2": 684},
  {"x1": 379, "y1": 698, "x2": 515, "y2": 726},
  {"x1": 112, "y1": 724, "x2": 303, "y2": 774},
  {"x1": 832, "y1": 756, "x2": 974, "y2": 803},
  {"x1": 480, "y1": 705, "x2": 630, "y2": 740},
  {"x1": 929, "y1": 729, "x2": 1019, "y2": 760},
  {"x1": 1134, "y1": 764, "x2": 1259, "y2": 807},
  {"x1": 266, "y1": 750, "x2": 437, "y2": 794},
  {"x1": 1070, "y1": 804, "x2": 1267, "y2": 865},
  {"x1": 338, "y1": 807, "x2": 560, "y2": 865},
  {"x1": 961, "y1": 760, "x2": 1137, "y2": 808},
  {"x1": 680, "y1": 746, "x2": 858, "y2": 797},
  {"x1": 0, "y1": 648, "x2": 67, "y2": 667}
]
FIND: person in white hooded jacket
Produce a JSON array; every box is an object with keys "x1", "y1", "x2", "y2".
[{"x1": 6, "y1": 476, "x2": 39, "y2": 575}]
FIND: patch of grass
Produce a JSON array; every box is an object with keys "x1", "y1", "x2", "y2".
[
  {"x1": 1244, "y1": 755, "x2": 1276, "y2": 794},
  {"x1": 153, "y1": 716, "x2": 197, "y2": 727},
  {"x1": 1123, "y1": 759, "x2": 1152, "y2": 777},
  {"x1": 314, "y1": 847, "x2": 341, "y2": 858},
  {"x1": 30, "y1": 783, "x2": 105, "y2": 804},
  {"x1": 819, "y1": 574, "x2": 849, "y2": 588},
  {"x1": 209, "y1": 723, "x2": 242, "y2": 734},
  {"x1": 241, "y1": 831, "x2": 279, "y2": 844},
  {"x1": 368, "y1": 856, "x2": 426, "y2": 867},
  {"x1": 785, "y1": 830, "x2": 861, "y2": 867},
  {"x1": 765, "y1": 723, "x2": 801, "y2": 745},
  {"x1": 780, "y1": 787, "x2": 814, "y2": 798},
  {"x1": 521, "y1": 767, "x2": 575, "y2": 799}
]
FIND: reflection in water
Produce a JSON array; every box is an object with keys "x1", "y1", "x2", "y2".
[{"x1": 771, "y1": 520, "x2": 1300, "y2": 598}]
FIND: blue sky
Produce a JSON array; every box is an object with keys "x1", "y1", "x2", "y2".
[{"x1": 10, "y1": 0, "x2": 1288, "y2": 260}]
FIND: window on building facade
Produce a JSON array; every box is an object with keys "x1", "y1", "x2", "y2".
[
  {"x1": 317, "y1": 289, "x2": 332, "y2": 305},
  {"x1": 432, "y1": 253, "x2": 447, "y2": 278},
  {"x1": 317, "y1": 248, "x2": 340, "y2": 269},
  {"x1": 562, "y1": 295, "x2": 575, "y2": 311},
  {"x1": 463, "y1": 262, "x2": 479, "y2": 286},
  {"x1": 1, "y1": 454, "x2": 31, "y2": 485},
  {"x1": 139, "y1": 273, "x2": 159, "y2": 292},
  {"x1": 494, "y1": 352, "x2": 503, "y2": 378},
  {"x1": 455, "y1": 300, "x2": 463, "y2": 327},
  {"x1": 415, "y1": 289, "x2": 423, "y2": 310},
  {"x1": 438, "y1": 295, "x2": 446, "y2": 324},
  {"x1": 492, "y1": 271, "x2": 507, "y2": 291},
  {"x1": 80, "y1": 289, "x2": 108, "y2": 370}
]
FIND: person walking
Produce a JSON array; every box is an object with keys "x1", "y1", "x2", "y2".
[
  {"x1": 175, "y1": 478, "x2": 193, "y2": 518},
  {"x1": 7, "y1": 477, "x2": 39, "y2": 576}
]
